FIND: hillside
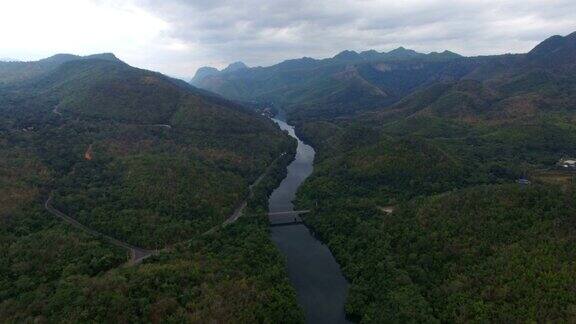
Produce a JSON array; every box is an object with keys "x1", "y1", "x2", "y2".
[
  {"x1": 191, "y1": 32, "x2": 576, "y2": 123},
  {"x1": 371, "y1": 33, "x2": 576, "y2": 125},
  {"x1": 191, "y1": 48, "x2": 472, "y2": 121},
  {"x1": 0, "y1": 54, "x2": 295, "y2": 247},
  {"x1": 0, "y1": 53, "x2": 120, "y2": 85},
  {"x1": 0, "y1": 54, "x2": 303, "y2": 321},
  {"x1": 293, "y1": 31, "x2": 576, "y2": 322}
]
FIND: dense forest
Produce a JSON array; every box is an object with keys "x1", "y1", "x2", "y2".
[
  {"x1": 299, "y1": 183, "x2": 576, "y2": 322},
  {"x1": 292, "y1": 32, "x2": 576, "y2": 322},
  {"x1": 3, "y1": 28, "x2": 576, "y2": 323},
  {"x1": 295, "y1": 114, "x2": 576, "y2": 322},
  {"x1": 0, "y1": 55, "x2": 303, "y2": 321},
  {"x1": 1, "y1": 146, "x2": 304, "y2": 322}
]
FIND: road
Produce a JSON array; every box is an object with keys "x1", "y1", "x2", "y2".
[
  {"x1": 51, "y1": 106, "x2": 172, "y2": 130},
  {"x1": 222, "y1": 152, "x2": 286, "y2": 226},
  {"x1": 48, "y1": 105, "x2": 283, "y2": 261},
  {"x1": 45, "y1": 152, "x2": 285, "y2": 264},
  {"x1": 44, "y1": 196, "x2": 155, "y2": 265}
]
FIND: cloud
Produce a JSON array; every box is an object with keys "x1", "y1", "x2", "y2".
[
  {"x1": 0, "y1": 0, "x2": 168, "y2": 62},
  {"x1": 2, "y1": 0, "x2": 576, "y2": 78},
  {"x1": 130, "y1": 0, "x2": 575, "y2": 77}
]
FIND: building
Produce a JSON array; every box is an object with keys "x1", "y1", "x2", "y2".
[
  {"x1": 558, "y1": 158, "x2": 576, "y2": 169},
  {"x1": 517, "y1": 178, "x2": 531, "y2": 185}
]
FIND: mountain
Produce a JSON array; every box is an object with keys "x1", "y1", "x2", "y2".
[
  {"x1": 371, "y1": 32, "x2": 576, "y2": 124},
  {"x1": 0, "y1": 52, "x2": 294, "y2": 246},
  {"x1": 292, "y1": 31, "x2": 576, "y2": 322},
  {"x1": 3, "y1": 30, "x2": 576, "y2": 323},
  {"x1": 192, "y1": 66, "x2": 219, "y2": 82},
  {"x1": 383, "y1": 46, "x2": 422, "y2": 59},
  {"x1": 0, "y1": 53, "x2": 121, "y2": 85},
  {"x1": 190, "y1": 61, "x2": 248, "y2": 84},
  {"x1": 190, "y1": 47, "x2": 468, "y2": 121},
  {"x1": 527, "y1": 31, "x2": 576, "y2": 67},
  {"x1": 223, "y1": 61, "x2": 248, "y2": 72},
  {"x1": 0, "y1": 53, "x2": 302, "y2": 321},
  {"x1": 191, "y1": 32, "x2": 575, "y2": 122},
  {"x1": 333, "y1": 50, "x2": 363, "y2": 61}
]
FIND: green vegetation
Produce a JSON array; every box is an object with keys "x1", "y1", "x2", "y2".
[
  {"x1": 0, "y1": 56, "x2": 293, "y2": 248},
  {"x1": 0, "y1": 53, "x2": 119, "y2": 85},
  {"x1": 0, "y1": 140, "x2": 126, "y2": 310},
  {"x1": 0, "y1": 54, "x2": 302, "y2": 321},
  {"x1": 0, "y1": 141, "x2": 304, "y2": 323},
  {"x1": 3, "y1": 31, "x2": 576, "y2": 322},
  {"x1": 2, "y1": 218, "x2": 304, "y2": 323},
  {"x1": 300, "y1": 184, "x2": 576, "y2": 322},
  {"x1": 191, "y1": 48, "x2": 471, "y2": 121},
  {"x1": 296, "y1": 113, "x2": 576, "y2": 322},
  {"x1": 293, "y1": 32, "x2": 576, "y2": 322}
]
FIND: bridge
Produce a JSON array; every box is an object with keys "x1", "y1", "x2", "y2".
[
  {"x1": 268, "y1": 210, "x2": 310, "y2": 217},
  {"x1": 268, "y1": 210, "x2": 310, "y2": 227}
]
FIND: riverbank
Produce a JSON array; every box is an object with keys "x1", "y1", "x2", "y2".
[{"x1": 268, "y1": 117, "x2": 351, "y2": 324}]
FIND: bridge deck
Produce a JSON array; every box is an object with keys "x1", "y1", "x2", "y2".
[
  {"x1": 267, "y1": 210, "x2": 310, "y2": 216},
  {"x1": 269, "y1": 221, "x2": 304, "y2": 227}
]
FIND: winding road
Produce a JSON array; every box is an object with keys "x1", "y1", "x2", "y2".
[
  {"x1": 223, "y1": 152, "x2": 286, "y2": 226},
  {"x1": 47, "y1": 105, "x2": 284, "y2": 265},
  {"x1": 44, "y1": 195, "x2": 155, "y2": 265},
  {"x1": 44, "y1": 152, "x2": 286, "y2": 265}
]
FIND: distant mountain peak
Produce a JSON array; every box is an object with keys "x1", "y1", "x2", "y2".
[
  {"x1": 41, "y1": 54, "x2": 80, "y2": 63},
  {"x1": 360, "y1": 50, "x2": 381, "y2": 59},
  {"x1": 191, "y1": 66, "x2": 220, "y2": 84},
  {"x1": 0, "y1": 57, "x2": 20, "y2": 62},
  {"x1": 387, "y1": 47, "x2": 419, "y2": 56},
  {"x1": 428, "y1": 50, "x2": 462, "y2": 59},
  {"x1": 86, "y1": 53, "x2": 121, "y2": 62},
  {"x1": 40, "y1": 53, "x2": 122, "y2": 64},
  {"x1": 528, "y1": 31, "x2": 576, "y2": 65},
  {"x1": 333, "y1": 50, "x2": 363, "y2": 61},
  {"x1": 223, "y1": 61, "x2": 248, "y2": 72},
  {"x1": 196, "y1": 66, "x2": 219, "y2": 74}
]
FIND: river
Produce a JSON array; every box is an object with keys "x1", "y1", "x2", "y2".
[{"x1": 268, "y1": 118, "x2": 351, "y2": 324}]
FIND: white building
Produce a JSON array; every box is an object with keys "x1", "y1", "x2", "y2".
[{"x1": 558, "y1": 158, "x2": 576, "y2": 169}]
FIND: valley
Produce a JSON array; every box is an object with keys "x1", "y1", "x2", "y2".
[
  {"x1": 268, "y1": 117, "x2": 349, "y2": 324},
  {"x1": 0, "y1": 55, "x2": 303, "y2": 322},
  {"x1": 1, "y1": 23, "x2": 576, "y2": 323},
  {"x1": 195, "y1": 30, "x2": 576, "y2": 322}
]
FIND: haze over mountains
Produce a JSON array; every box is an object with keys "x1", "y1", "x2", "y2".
[{"x1": 191, "y1": 32, "x2": 576, "y2": 121}]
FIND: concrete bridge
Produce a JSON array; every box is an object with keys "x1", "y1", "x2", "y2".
[
  {"x1": 268, "y1": 210, "x2": 310, "y2": 216},
  {"x1": 268, "y1": 210, "x2": 310, "y2": 227}
]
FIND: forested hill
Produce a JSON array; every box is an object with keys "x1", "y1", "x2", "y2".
[
  {"x1": 0, "y1": 52, "x2": 294, "y2": 247},
  {"x1": 190, "y1": 47, "x2": 471, "y2": 120},
  {"x1": 368, "y1": 32, "x2": 576, "y2": 125},
  {"x1": 0, "y1": 53, "x2": 120, "y2": 85},
  {"x1": 191, "y1": 32, "x2": 576, "y2": 122},
  {"x1": 291, "y1": 31, "x2": 576, "y2": 322},
  {"x1": 0, "y1": 54, "x2": 303, "y2": 321}
]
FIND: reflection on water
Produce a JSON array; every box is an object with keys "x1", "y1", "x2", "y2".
[{"x1": 269, "y1": 118, "x2": 351, "y2": 324}]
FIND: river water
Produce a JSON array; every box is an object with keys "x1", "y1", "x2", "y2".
[{"x1": 268, "y1": 118, "x2": 350, "y2": 324}]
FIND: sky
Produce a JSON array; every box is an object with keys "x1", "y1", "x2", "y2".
[{"x1": 0, "y1": 0, "x2": 575, "y2": 78}]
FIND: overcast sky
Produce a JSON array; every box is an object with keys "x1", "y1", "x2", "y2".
[{"x1": 1, "y1": 0, "x2": 575, "y2": 78}]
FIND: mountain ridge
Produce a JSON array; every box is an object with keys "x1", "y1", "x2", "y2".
[
  {"x1": 0, "y1": 52, "x2": 124, "y2": 85},
  {"x1": 190, "y1": 31, "x2": 575, "y2": 121}
]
